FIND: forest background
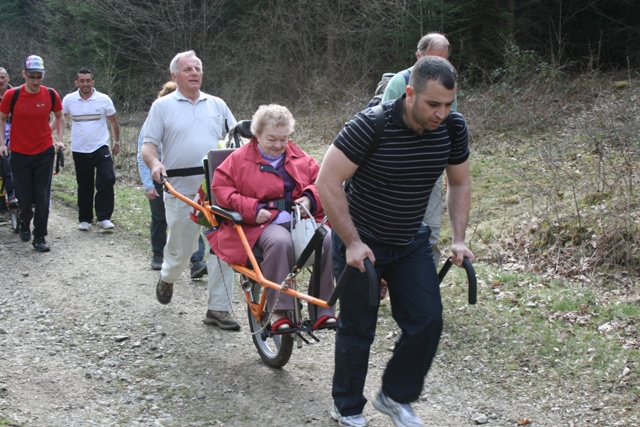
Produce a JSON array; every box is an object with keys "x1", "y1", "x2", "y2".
[
  {"x1": 2, "y1": 0, "x2": 639, "y2": 114},
  {"x1": 2, "y1": 1, "x2": 640, "y2": 424}
]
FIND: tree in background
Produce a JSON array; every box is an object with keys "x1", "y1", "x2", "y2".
[{"x1": 8, "y1": 0, "x2": 638, "y2": 114}]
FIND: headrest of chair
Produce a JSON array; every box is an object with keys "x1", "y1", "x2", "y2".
[{"x1": 236, "y1": 120, "x2": 253, "y2": 139}]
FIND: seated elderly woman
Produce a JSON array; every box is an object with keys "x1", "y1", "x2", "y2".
[{"x1": 208, "y1": 104, "x2": 336, "y2": 332}]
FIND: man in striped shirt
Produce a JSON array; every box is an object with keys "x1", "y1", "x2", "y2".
[{"x1": 317, "y1": 56, "x2": 475, "y2": 427}]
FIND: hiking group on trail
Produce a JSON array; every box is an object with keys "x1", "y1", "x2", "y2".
[{"x1": 1, "y1": 30, "x2": 475, "y2": 427}]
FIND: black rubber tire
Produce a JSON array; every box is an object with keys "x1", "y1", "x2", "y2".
[{"x1": 245, "y1": 279, "x2": 294, "y2": 369}]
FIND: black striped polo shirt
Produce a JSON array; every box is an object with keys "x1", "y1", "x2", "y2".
[{"x1": 333, "y1": 96, "x2": 469, "y2": 245}]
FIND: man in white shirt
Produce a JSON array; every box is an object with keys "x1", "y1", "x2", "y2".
[
  {"x1": 62, "y1": 68, "x2": 120, "y2": 231},
  {"x1": 142, "y1": 50, "x2": 239, "y2": 331}
]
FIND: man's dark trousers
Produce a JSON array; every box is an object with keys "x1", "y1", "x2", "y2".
[
  {"x1": 10, "y1": 146, "x2": 55, "y2": 238},
  {"x1": 331, "y1": 227, "x2": 443, "y2": 416},
  {"x1": 150, "y1": 181, "x2": 168, "y2": 258},
  {"x1": 73, "y1": 145, "x2": 115, "y2": 223}
]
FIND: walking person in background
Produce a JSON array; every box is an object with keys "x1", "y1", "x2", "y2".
[
  {"x1": 381, "y1": 32, "x2": 456, "y2": 267},
  {"x1": 62, "y1": 67, "x2": 120, "y2": 231},
  {"x1": 0, "y1": 55, "x2": 65, "y2": 252},
  {"x1": 141, "y1": 50, "x2": 239, "y2": 330},
  {"x1": 137, "y1": 80, "x2": 207, "y2": 276},
  {"x1": 0, "y1": 67, "x2": 15, "y2": 222},
  {"x1": 317, "y1": 56, "x2": 474, "y2": 427}
]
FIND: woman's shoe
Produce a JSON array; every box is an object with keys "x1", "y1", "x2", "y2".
[
  {"x1": 269, "y1": 311, "x2": 296, "y2": 333},
  {"x1": 313, "y1": 315, "x2": 337, "y2": 330}
]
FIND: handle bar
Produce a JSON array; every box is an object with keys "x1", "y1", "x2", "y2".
[
  {"x1": 54, "y1": 148, "x2": 64, "y2": 175},
  {"x1": 437, "y1": 256, "x2": 477, "y2": 305},
  {"x1": 327, "y1": 258, "x2": 378, "y2": 308}
]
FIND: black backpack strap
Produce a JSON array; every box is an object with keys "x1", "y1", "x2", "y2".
[
  {"x1": 443, "y1": 113, "x2": 456, "y2": 142},
  {"x1": 9, "y1": 87, "x2": 20, "y2": 120},
  {"x1": 364, "y1": 104, "x2": 386, "y2": 159},
  {"x1": 48, "y1": 88, "x2": 55, "y2": 113},
  {"x1": 10, "y1": 87, "x2": 56, "y2": 117},
  {"x1": 400, "y1": 68, "x2": 411, "y2": 85},
  {"x1": 344, "y1": 105, "x2": 386, "y2": 190}
]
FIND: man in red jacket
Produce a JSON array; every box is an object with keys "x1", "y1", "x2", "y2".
[{"x1": 0, "y1": 55, "x2": 65, "y2": 252}]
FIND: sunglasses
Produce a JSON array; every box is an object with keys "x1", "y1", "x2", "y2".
[{"x1": 26, "y1": 74, "x2": 44, "y2": 80}]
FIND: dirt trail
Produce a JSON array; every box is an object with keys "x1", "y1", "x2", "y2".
[{"x1": 0, "y1": 205, "x2": 569, "y2": 427}]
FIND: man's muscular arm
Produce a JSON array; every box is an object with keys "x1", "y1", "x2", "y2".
[
  {"x1": 445, "y1": 160, "x2": 475, "y2": 266},
  {"x1": 316, "y1": 145, "x2": 375, "y2": 271}
]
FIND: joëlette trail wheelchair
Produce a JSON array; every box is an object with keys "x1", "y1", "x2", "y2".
[{"x1": 162, "y1": 121, "x2": 477, "y2": 369}]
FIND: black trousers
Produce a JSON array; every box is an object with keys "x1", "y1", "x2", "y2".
[
  {"x1": 331, "y1": 227, "x2": 442, "y2": 416},
  {"x1": 72, "y1": 145, "x2": 116, "y2": 223},
  {"x1": 10, "y1": 146, "x2": 55, "y2": 238}
]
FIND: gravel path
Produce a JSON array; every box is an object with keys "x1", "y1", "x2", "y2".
[{"x1": 1, "y1": 205, "x2": 577, "y2": 427}]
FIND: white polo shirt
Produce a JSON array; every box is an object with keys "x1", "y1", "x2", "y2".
[
  {"x1": 143, "y1": 89, "x2": 236, "y2": 196},
  {"x1": 62, "y1": 89, "x2": 116, "y2": 153}
]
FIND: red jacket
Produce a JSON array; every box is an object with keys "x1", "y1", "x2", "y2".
[{"x1": 208, "y1": 138, "x2": 324, "y2": 265}]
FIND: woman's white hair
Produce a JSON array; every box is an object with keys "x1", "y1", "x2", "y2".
[{"x1": 251, "y1": 104, "x2": 296, "y2": 136}]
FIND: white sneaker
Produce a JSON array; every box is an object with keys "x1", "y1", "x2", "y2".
[
  {"x1": 78, "y1": 222, "x2": 90, "y2": 231},
  {"x1": 100, "y1": 220, "x2": 115, "y2": 229},
  {"x1": 371, "y1": 390, "x2": 423, "y2": 427},
  {"x1": 331, "y1": 405, "x2": 369, "y2": 427}
]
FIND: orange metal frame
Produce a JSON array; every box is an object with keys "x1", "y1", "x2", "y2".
[{"x1": 163, "y1": 180, "x2": 329, "y2": 322}]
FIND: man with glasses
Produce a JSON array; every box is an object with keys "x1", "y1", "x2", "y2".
[
  {"x1": 0, "y1": 55, "x2": 65, "y2": 252},
  {"x1": 62, "y1": 67, "x2": 120, "y2": 231}
]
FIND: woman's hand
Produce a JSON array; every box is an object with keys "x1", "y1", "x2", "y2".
[
  {"x1": 256, "y1": 208, "x2": 272, "y2": 224},
  {"x1": 294, "y1": 196, "x2": 312, "y2": 216}
]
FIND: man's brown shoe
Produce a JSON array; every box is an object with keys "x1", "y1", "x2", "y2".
[
  {"x1": 203, "y1": 310, "x2": 240, "y2": 331},
  {"x1": 156, "y1": 277, "x2": 173, "y2": 304}
]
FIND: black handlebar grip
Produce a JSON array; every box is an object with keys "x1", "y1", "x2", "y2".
[
  {"x1": 364, "y1": 258, "x2": 378, "y2": 307},
  {"x1": 438, "y1": 256, "x2": 477, "y2": 305},
  {"x1": 462, "y1": 257, "x2": 477, "y2": 305},
  {"x1": 327, "y1": 258, "x2": 378, "y2": 308}
]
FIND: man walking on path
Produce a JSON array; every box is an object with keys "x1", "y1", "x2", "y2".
[
  {"x1": 141, "y1": 50, "x2": 239, "y2": 331},
  {"x1": 381, "y1": 32, "x2": 455, "y2": 267},
  {"x1": 137, "y1": 81, "x2": 208, "y2": 275},
  {"x1": 0, "y1": 67, "x2": 15, "y2": 222},
  {"x1": 62, "y1": 67, "x2": 120, "y2": 231},
  {"x1": 317, "y1": 56, "x2": 474, "y2": 427},
  {"x1": 0, "y1": 55, "x2": 65, "y2": 252}
]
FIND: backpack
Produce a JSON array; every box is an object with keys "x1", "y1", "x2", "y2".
[
  {"x1": 9, "y1": 86, "x2": 56, "y2": 123},
  {"x1": 346, "y1": 105, "x2": 457, "y2": 188},
  {"x1": 366, "y1": 69, "x2": 411, "y2": 108}
]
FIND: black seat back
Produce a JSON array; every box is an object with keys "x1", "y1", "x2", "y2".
[{"x1": 203, "y1": 149, "x2": 235, "y2": 206}]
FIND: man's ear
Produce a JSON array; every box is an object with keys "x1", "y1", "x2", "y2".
[
  {"x1": 74, "y1": 81, "x2": 79, "y2": 87},
  {"x1": 405, "y1": 85, "x2": 415, "y2": 104}
]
